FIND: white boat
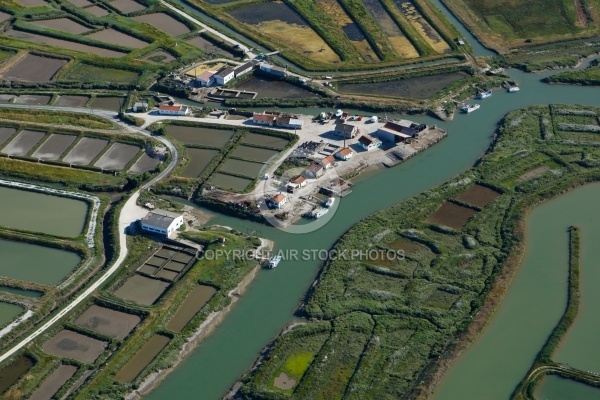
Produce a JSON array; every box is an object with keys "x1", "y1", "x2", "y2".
[
  {"x1": 508, "y1": 86, "x2": 520, "y2": 92},
  {"x1": 309, "y1": 207, "x2": 329, "y2": 219},
  {"x1": 324, "y1": 197, "x2": 335, "y2": 208},
  {"x1": 461, "y1": 104, "x2": 480, "y2": 113},
  {"x1": 268, "y1": 255, "x2": 281, "y2": 269},
  {"x1": 476, "y1": 90, "x2": 492, "y2": 99},
  {"x1": 335, "y1": 109, "x2": 343, "y2": 118},
  {"x1": 371, "y1": 116, "x2": 379, "y2": 123}
]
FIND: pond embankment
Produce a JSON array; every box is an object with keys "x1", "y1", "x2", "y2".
[{"x1": 126, "y1": 263, "x2": 262, "y2": 399}]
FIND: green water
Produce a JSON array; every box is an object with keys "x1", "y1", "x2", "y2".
[
  {"x1": 0, "y1": 286, "x2": 43, "y2": 298},
  {"x1": 146, "y1": 67, "x2": 600, "y2": 399},
  {"x1": 536, "y1": 375, "x2": 600, "y2": 399},
  {"x1": 0, "y1": 302, "x2": 23, "y2": 329},
  {"x1": 0, "y1": 239, "x2": 82, "y2": 285},
  {"x1": 553, "y1": 201, "x2": 600, "y2": 372},
  {"x1": 0, "y1": 186, "x2": 88, "y2": 237},
  {"x1": 434, "y1": 184, "x2": 600, "y2": 399}
]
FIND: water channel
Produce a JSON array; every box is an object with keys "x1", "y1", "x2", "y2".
[
  {"x1": 433, "y1": 183, "x2": 600, "y2": 399},
  {"x1": 147, "y1": 58, "x2": 600, "y2": 399},
  {"x1": 536, "y1": 374, "x2": 600, "y2": 399}
]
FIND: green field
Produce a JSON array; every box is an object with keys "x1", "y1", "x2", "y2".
[{"x1": 63, "y1": 63, "x2": 140, "y2": 84}]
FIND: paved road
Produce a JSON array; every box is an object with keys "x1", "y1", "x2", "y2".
[{"x1": 0, "y1": 104, "x2": 178, "y2": 364}]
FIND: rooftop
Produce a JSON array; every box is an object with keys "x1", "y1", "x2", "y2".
[
  {"x1": 197, "y1": 70, "x2": 215, "y2": 81},
  {"x1": 272, "y1": 193, "x2": 286, "y2": 203},
  {"x1": 292, "y1": 175, "x2": 306, "y2": 184},
  {"x1": 358, "y1": 135, "x2": 381, "y2": 146},
  {"x1": 321, "y1": 155, "x2": 335, "y2": 165},
  {"x1": 159, "y1": 104, "x2": 186, "y2": 112},
  {"x1": 141, "y1": 210, "x2": 182, "y2": 229},
  {"x1": 253, "y1": 113, "x2": 275, "y2": 122},
  {"x1": 337, "y1": 147, "x2": 353, "y2": 157}
]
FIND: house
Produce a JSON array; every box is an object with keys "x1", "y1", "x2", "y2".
[
  {"x1": 234, "y1": 60, "x2": 258, "y2": 78},
  {"x1": 358, "y1": 135, "x2": 382, "y2": 151},
  {"x1": 319, "y1": 155, "x2": 335, "y2": 169},
  {"x1": 133, "y1": 102, "x2": 148, "y2": 112},
  {"x1": 303, "y1": 163, "x2": 324, "y2": 179},
  {"x1": 158, "y1": 104, "x2": 190, "y2": 116},
  {"x1": 252, "y1": 113, "x2": 276, "y2": 126},
  {"x1": 335, "y1": 147, "x2": 353, "y2": 161},
  {"x1": 287, "y1": 175, "x2": 307, "y2": 192},
  {"x1": 140, "y1": 210, "x2": 184, "y2": 237},
  {"x1": 267, "y1": 193, "x2": 287, "y2": 209},
  {"x1": 214, "y1": 67, "x2": 235, "y2": 85},
  {"x1": 291, "y1": 175, "x2": 307, "y2": 187},
  {"x1": 259, "y1": 63, "x2": 287, "y2": 77},
  {"x1": 334, "y1": 122, "x2": 358, "y2": 139},
  {"x1": 276, "y1": 115, "x2": 303, "y2": 130},
  {"x1": 376, "y1": 121, "x2": 423, "y2": 143},
  {"x1": 196, "y1": 70, "x2": 215, "y2": 87}
]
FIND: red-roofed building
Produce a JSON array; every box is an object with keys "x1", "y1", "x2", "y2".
[
  {"x1": 252, "y1": 113, "x2": 276, "y2": 126},
  {"x1": 335, "y1": 147, "x2": 354, "y2": 161},
  {"x1": 319, "y1": 154, "x2": 335, "y2": 169},
  {"x1": 267, "y1": 193, "x2": 287, "y2": 209},
  {"x1": 158, "y1": 104, "x2": 190, "y2": 116}
]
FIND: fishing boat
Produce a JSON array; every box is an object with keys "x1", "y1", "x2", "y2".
[
  {"x1": 309, "y1": 207, "x2": 329, "y2": 219},
  {"x1": 508, "y1": 86, "x2": 520, "y2": 92},
  {"x1": 324, "y1": 197, "x2": 335, "y2": 208},
  {"x1": 476, "y1": 90, "x2": 492, "y2": 99},
  {"x1": 268, "y1": 255, "x2": 281, "y2": 269},
  {"x1": 461, "y1": 104, "x2": 480, "y2": 113}
]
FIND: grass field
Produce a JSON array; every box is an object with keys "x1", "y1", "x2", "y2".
[
  {"x1": 0, "y1": 157, "x2": 126, "y2": 187},
  {"x1": 63, "y1": 63, "x2": 140, "y2": 84},
  {"x1": 444, "y1": 0, "x2": 600, "y2": 50},
  {"x1": 0, "y1": 108, "x2": 113, "y2": 129}
]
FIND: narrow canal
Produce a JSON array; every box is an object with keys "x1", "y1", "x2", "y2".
[
  {"x1": 433, "y1": 183, "x2": 600, "y2": 399},
  {"x1": 147, "y1": 63, "x2": 600, "y2": 399}
]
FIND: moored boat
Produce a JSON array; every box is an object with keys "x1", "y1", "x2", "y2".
[
  {"x1": 476, "y1": 90, "x2": 492, "y2": 99},
  {"x1": 461, "y1": 104, "x2": 480, "y2": 113},
  {"x1": 324, "y1": 197, "x2": 335, "y2": 208},
  {"x1": 508, "y1": 86, "x2": 520, "y2": 92},
  {"x1": 309, "y1": 207, "x2": 329, "y2": 219},
  {"x1": 268, "y1": 255, "x2": 281, "y2": 269}
]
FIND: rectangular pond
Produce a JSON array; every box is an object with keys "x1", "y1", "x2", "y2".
[
  {"x1": 210, "y1": 173, "x2": 253, "y2": 192},
  {"x1": 0, "y1": 238, "x2": 82, "y2": 285},
  {"x1": 0, "y1": 356, "x2": 33, "y2": 396},
  {"x1": 338, "y1": 72, "x2": 469, "y2": 100},
  {"x1": 166, "y1": 285, "x2": 217, "y2": 333},
  {"x1": 0, "y1": 186, "x2": 88, "y2": 237},
  {"x1": 94, "y1": 142, "x2": 141, "y2": 170},
  {"x1": 63, "y1": 137, "x2": 108, "y2": 165},
  {"x1": 1, "y1": 129, "x2": 46, "y2": 156},
  {"x1": 128, "y1": 153, "x2": 161, "y2": 175},
  {"x1": 0, "y1": 301, "x2": 23, "y2": 329},
  {"x1": 31, "y1": 133, "x2": 77, "y2": 160},
  {"x1": 168, "y1": 125, "x2": 234, "y2": 147},
  {"x1": 181, "y1": 148, "x2": 220, "y2": 178},
  {"x1": 115, "y1": 334, "x2": 170, "y2": 383},
  {"x1": 218, "y1": 158, "x2": 265, "y2": 179},
  {"x1": 231, "y1": 145, "x2": 279, "y2": 163}
]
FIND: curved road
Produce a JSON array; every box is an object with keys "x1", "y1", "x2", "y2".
[{"x1": 0, "y1": 104, "x2": 178, "y2": 365}]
